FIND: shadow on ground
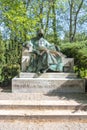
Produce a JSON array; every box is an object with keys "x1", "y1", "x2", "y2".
[
  {"x1": 44, "y1": 79, "x2": 87, "y2": 110},
  {"x1": 0, "y1": 84, "x2": 12, "y2": 93}
]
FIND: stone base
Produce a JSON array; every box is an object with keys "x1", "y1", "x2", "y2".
[
  {"x1": 62, "y1": 58, "x2": 74, "y2": 72},
  {"x1": 12, "y1": 73, "x2": 85, "y2": 93},
  {"x1": 19, "y1": 72, "x2": 77, "y2": 78}
]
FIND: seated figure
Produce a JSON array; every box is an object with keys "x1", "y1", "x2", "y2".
[{"x1": 23, "y1": 29, "x2": 64, "y2": 73}]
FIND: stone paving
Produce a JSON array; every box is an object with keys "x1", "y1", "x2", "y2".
[
  {"x1": 0, "y1": 91, "x2": 87, "y2": 102},
  {"x1": 0, "y1": 87, "x2": 87, "y2": 129},
  {"x1": 0, "y1": 120, "x2": 87, "y2": 130}
]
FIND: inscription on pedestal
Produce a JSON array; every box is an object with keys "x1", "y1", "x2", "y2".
[{"x1": 12, "y1": 77, "x2": 85, "y2": 93}]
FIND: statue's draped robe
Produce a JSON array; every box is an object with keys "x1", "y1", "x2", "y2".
[{"x1": 26, "y1": 37, "x2": 63, "y2": 73}]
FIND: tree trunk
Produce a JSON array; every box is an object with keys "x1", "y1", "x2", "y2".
[
  {"x1": 73, "y1": 0, "x2": 84, "y2": 41},
  {"x1": 39, "y1": 1, "x2": 43, "y2": 28},
  {"x1": 69, "y1": 0, "x2": 73, "y2": 42},
  {"x1": 52, "y1": 1, "x2": 57, "y2": 44},
  {"x1": 69, "y1": 0, "x2": 84, "y2": 42},
  {"x1": 44, "y1": 5, "x2": 51, "y2": 35}
]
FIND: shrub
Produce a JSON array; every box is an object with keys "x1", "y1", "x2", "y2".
[
  {"x1": 1, "y1": 64, "x2": 20, "y2": 85},
  {"x1": 0, "y1": 40, "x2": 5, "y2": 82},
  {"x1": 60, "y1": 41, "x2": 87, "y2": 77}
]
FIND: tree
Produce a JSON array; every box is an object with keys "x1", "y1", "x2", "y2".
[
  {"x1": 0, "y1": 33, "x2": 5, "y2": 82},
  {"x1": 52, "y1": 0, "x2": 57, "y2": 43},
  {"x1": 68, "y1": 0, "x2": 84, "y2": 42}
]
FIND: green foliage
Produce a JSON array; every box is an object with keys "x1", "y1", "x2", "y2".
[
  {"x1": 60, "y1": 40, "x2": 87, "y2": 77},
  {"x1": 0, "y1": 0, "x2": 87, "y2": 83},
  {"x1": 0, "y1": 39, "x2": 5, "y2": 82},
  {"x1": 4, "y1": 40, "x2": 22, "y2": 65},
  {"x1": 0, "y1": 0, "x2": 37, "y2": 43},
  {"x1": 1, "y1": 64, "x2": 20, "y2": 85}
]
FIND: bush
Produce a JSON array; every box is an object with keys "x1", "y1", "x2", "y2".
[
  {"x1": 0, "y1": 40, "x2": 5, "y2": 82},
  {"x1": 1, "y1": 64, "x2": 20, "y2": 85},
  {"x1": 60, "y1": 41, "x2": 87, "y2": 77}
]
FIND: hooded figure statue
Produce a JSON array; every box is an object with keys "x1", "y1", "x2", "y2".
[{"x1": 23, "y1": 29, "x2": 64, "y2": 73}]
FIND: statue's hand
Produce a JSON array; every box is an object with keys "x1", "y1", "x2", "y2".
[
  {"x1": 38, "y1": 47, "x2": 48, "y2": 55},
  {"x1": 38, "y1": 47, "x2": 47, "y2": 51},
  {"x1": 40, "y1": 50, "x2": 45, "y2": 55},
  {"x1": 49, "y1": 50, "x2": 61, "y2": 56}
]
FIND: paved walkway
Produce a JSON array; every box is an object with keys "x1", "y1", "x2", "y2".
[
  {"x1": 0, "y1": 120, "x2": 87, "y2": 130},
  {"x1": 0, "y1": 91, "x2": 87, "y2": 102},
  {"x1": 0, "y1": 86, "x2": 87, "y2": 130}
]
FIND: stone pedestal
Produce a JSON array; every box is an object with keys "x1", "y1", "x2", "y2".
[
  {"x1": 12, "y1": 73, "x2": 85, "y2": 93},
  {"x1": 12, "y1": 48, "x2": 84, "y2": 94},
  {"x1": 62, "y1": 58, "x2": 74, "y2": 72}
]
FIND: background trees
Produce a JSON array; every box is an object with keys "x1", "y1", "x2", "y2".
[
  {"x1": 0, "y1": 0, "x2": 87, "y2": 83},
  {"x1": 0, "y1": 34, "x2": 5, "y2": 81},
  {"x1": 0, "y1": 0, "x2": 87, "y2": 43}
]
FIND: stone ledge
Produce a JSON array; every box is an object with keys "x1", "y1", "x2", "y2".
[
  {"x1": 0, "y1": 100, "x2": 87, "y2": 110},
  {"x1": 12, "y1": 77, "x2": 85, "y2": 93},
  {"x1": 19, "y1": 72, "x2": 77, "y2": 78},
  {"x1": 0, "y1": 109, "x2": 87, "y2": 122}
]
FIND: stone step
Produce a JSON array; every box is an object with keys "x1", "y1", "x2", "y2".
[
  {"x1": 0, "y1": 100, "x2": 87, "y2": 110},
  {"x1": 12, "y1": 77, "x2": 85, "y2": 93},
  {"x1": 0, "y1": 93, "x2": 87, "y2": 122},
  {"x1": 19, "y1": 72, "x2": 77, "y2": 78},
  {"x1": 0, "y1": 109, "x2": 87, "y2": 121},
  {"x1": 20, "y1": 72, "x2": 36, "y2": 78},
  {"x1": 39, "y1": 73, "x2": 77, "y2": 78},
  {"x1": 0, "y1": 93, "x2": 87, "y2": 100}
]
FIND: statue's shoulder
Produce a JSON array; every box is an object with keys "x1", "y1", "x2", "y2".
[
  {"x1": 39, "y1": 38, "x2": 50, "y2": 45},
  {"x1": 38, "y1": 38, "x2": 49, "y2": 47}
]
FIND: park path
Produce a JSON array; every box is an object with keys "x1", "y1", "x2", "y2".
[
  {"x1": 0, "y1": 120, "x2": 87, "y2": 130},
  {"x1": 0, "y1": 86, "x2": 87, "y2": 130}
]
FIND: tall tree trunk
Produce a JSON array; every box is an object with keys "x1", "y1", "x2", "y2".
[
  {"x1": 39, "y1": 1, "x2": 43, "y2": 28},
  {"x1": 44, "y1": 5, "x2": 51, "y2": 35},
  {"x1": 69, "y1": 0, "x2": 73, "y2": 42},
  {"x1": 69, "y1": 0, "x2": 84, "y2": 42},
  {"x1": 52, "y1": 1, "x2": 57, "y2": 44},
  {"x1": 73, "y1": 0, "x2": 84, "y2": 41}
]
